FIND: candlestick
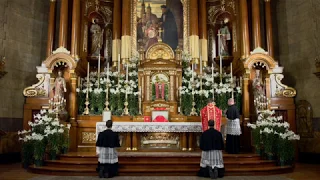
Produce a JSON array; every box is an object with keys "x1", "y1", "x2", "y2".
[
  {"x1": 83, "y1": 62, "x2": 90, "y2": 115},
  {"x1": 104, "y1": 61, "x2": 110, "y2": 111},
  {"x1": 98, "y1": 54, "x2": 101, "y2": 88}
]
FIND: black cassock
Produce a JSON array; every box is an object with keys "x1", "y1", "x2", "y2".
[
  {"x1": 160, "y1": 9, "x2": 178, "y2": 50},
  {"x1": 226, "y1": 105, "x2": 241, "y2": 154},
  {"x1": 96, "y1": 129, "x2": 121, "y2": 178},
  {"x1": 197, "y1": 128, "x2": 225, "y2": 178}
]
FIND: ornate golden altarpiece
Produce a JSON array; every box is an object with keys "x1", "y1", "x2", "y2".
[{"x1": 138, "y1": 42, "x2": 183, "y2": 119}]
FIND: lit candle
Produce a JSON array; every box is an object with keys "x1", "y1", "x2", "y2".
[
  {"x1": 118, "y1": 54, "x2": 120, "y2": 73},
  {"x1": 98, "y1": 54, "x2": 101, "y2": 88}
]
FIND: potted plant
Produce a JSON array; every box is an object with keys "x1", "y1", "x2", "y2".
[
  {"x1": 277, "y1": 131, "x2": 299, "y2": 166},
  {"x1": 18, "y1": 130, "x2": 33, "y2": 168},
  {"x1": 32, "y1": 133, "x2": 46, "y2": 167}
]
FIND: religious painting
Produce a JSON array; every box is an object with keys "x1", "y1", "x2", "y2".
[
  {"x1": 133, "y1": 0, "x2": 187, "y2": 54},
  {"x1": 151, "y1": 73, "x2": 169, "y2": 101}
]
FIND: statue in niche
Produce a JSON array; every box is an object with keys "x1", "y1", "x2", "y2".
[
  {"x1": 252, "y1": 70, "x2": 265, "y2": 99},
  {"x1": 218, "y1": 19, "x2": 231, "y2": 56},
  {"x1": 52, "y1": 70, "x2": 67, "y2": 99},
  {"x1": 90, "y1": 18, "x2": 104, "y2": 56}
]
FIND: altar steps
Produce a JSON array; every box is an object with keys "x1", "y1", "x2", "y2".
[{"x1": 28, "y1": 152, "x2": 294, "y2": 176}]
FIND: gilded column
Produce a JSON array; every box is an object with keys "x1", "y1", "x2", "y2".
[
  {"x1": 252, "y1": 0, "x2": 261, "y2": 49},
  {"x1": 113, "y1": 0, "x2": 121, "y2": 66},
  {"x1": 265, "y1": 0, "x2": 274, "y2": 57},
  {"x1": 240, "y1": 0, "x2": 250, "y2": 58},
  {"x1": 145, "y1": 72, "x2": 151, "y2": 101},
  {"x1": 189, "y1": 0, "x2": 199, "y2": 62},
  {"x1": 47, "y1": 0, "x2": 56, "y2": 57},
  {"x1": 68, "y1": 72, "x2": 78, "y2": 151},
  {"x1": 71, "y1": 0, "x2": 81, "y2": 58},
  {"x1": 121, "y1": 0, "x2": 131, "y2": 62},
  {"x1": 169, "y1": 72, "x2": 175, "y2": 101},
  {"x1": 59, "y1": 0, "x2": 68, "y2": 47},
  {"x1": 199, "y1": 0, "x2": 207, "y2": 66}
]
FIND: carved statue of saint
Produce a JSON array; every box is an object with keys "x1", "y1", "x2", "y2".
[
  {"x1": 218, "y1": 19, "x2": 231, "y2": 56},
  {"x1": 252, "y1": 70, "x2": 265, "y2": 99},
  {"x1": 90, "y1": 19, "x2": 104, "y2": 56},
  {"x1": 52, "y1": 71, "x2": 67, "y2": 99}
]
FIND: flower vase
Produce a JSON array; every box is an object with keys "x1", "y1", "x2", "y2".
[{"x1": 34, "y1": 159, "x2": 43, "y2": 167}]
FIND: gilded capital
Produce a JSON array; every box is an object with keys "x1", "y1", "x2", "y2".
[
  {"x1": 50, "y1": 0, "x2": 56, "y2": 2},
  {"x1": 264, "y1": 0, "x2": 271, "y2": 2}
]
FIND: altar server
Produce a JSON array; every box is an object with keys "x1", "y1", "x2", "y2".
[
  {"x1": 226, "y1": 98, "x2": 241, "y2": 154},
  {"x1": 198, "y1": 120, "x2": 225, "y2": 179},
  {"x1": 96, "y1": 120, "x2": 120, "y2": 178}
]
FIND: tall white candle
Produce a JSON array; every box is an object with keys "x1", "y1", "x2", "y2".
[
  {"x1": 118, "y1": 54, "x2": 120, "y2": 73},
  {"x1": 230, "y1": 62, "x2": 234, "y2": 98},
  {"x1": 86, "y1": 62, "x2": 90, "y2": 98},
  {"x1": 107, "y1": 60, "x2": 109, "y2": 82},
  {"x1": 212, "y1": 63, "x2": 215, "y2": 99},
  {"x1": 98, "y1": 54, "x2": 101, "y2": 88},
  {"x1": 191, "y1": 61, "x2": 194, "y2": 82},
  {"x1": 218, "y1": 33, "x2": 222, "y2": 81},
  {"x1": 200, "y1": 55, "x2": 202, "y2": 75},
  {"x1": 126, "y1": 63, "x2": 128, "y2": 82}
]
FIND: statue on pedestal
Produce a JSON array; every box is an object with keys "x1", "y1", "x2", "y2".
[
  {"x1": 90, "y1": 18, "x2": 104, "y2": 56},
  {"x1": 218, "y1": 19, "x2": 231, "y2": 56},
  {"x1": 52, "y1": 71, "x2": 67, "y2": 100},
  {"x1": 252, "y1": 70, "x2": 265, "y2": 99}
]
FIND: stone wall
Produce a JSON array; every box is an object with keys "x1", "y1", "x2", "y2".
[
  {"x1": 275, "y1": 0, "x2": 320, "y2": 156},
  {"x1": 275, "y1": 0, "x2": 320, "y2": 117},
  {"x1": 0, "y1": 0, "x2": 49, "y2": 132}
]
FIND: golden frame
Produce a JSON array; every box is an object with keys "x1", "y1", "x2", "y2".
[{"x1": 131, "y1": 0, "x2": 190, "y2": 55}]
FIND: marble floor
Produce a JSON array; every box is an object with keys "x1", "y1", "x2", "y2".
[{"x1": 0, "y1": 163, "x2": 320, "y2": 180}]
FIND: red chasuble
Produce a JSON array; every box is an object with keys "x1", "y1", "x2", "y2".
[{"x1": 200, "y1": 104, "x2": 222, "y2": 132}]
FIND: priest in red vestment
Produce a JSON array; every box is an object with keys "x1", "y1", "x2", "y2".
[{"x1": 200, "y1": 99, "x2": 222, "y2": 132}]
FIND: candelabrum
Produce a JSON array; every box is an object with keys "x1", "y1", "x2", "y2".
[
  {"x1": 189, "y1": 81, "x2": 198, "y2": 116},
  {"x1": 254, "y1": 94, "x2": 270, "y2": 114},
  {"x1": 104, "y1": 79, "x2": 110, "y2": 111},
  {"x1": 49, "y1": 95, "x2": 66, "y2": 119},
  {"x1": 122, "y1": 81, "x2": 130, "y2": 116}
]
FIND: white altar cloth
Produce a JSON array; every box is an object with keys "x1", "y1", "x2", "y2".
[{"x1": 96, "y1": 122, "x2": 202, "y2": 141}]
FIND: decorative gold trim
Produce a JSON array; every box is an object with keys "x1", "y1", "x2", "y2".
[
  {"x1": 23, "y1": 74, "x2": 48, "y2": 97},
  {"x1": 82, "y1": 132, "x2": 96, "y2": 143},
  {"x1": 145, "y1": 43, "x2": 175, "y2": 60},
  {"x1": 131, "y1": 0, "x2": 189, "y2": 55},
  {"x1": 274, "y1": 74, "x2": 296, "y2": 97}
]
